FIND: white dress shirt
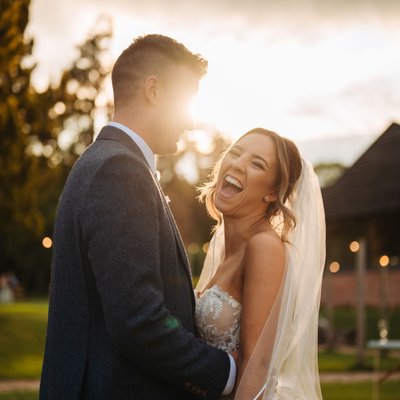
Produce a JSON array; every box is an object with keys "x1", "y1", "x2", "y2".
[{"x1": 106, "y1": 121, "x2": 236, "y2": 396}]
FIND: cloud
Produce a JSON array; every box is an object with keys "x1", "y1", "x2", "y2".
[
  {"x1": 288, "y1": 75, "x2": 400, "y2": 141},
  {"x1": 29, "y1": 0, "x2": 399, "y2": 45},
  {"x1": 27, "y1": 0, "x2": 400, "y2": 61},
  {"x1": 94, "y1": 0, "x2": 400, "y2": 32},
  {"x1": 297, "y1": 133, "x2": 378, "y2": 166},
  {"x1": 25, "y1": 0, "x2": 400, "y2": 153}
]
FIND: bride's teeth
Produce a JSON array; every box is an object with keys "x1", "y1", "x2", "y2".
[{"x1": 225, "y1": 175, "x2": 243, "y2": 190}]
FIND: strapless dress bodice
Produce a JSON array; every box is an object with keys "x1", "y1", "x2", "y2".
[{"x1": 195, "y1": 285, "x2": 241, "y2": 353}]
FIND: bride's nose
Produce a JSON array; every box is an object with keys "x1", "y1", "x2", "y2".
[{"x1": 230, "y1": 155, "x2": 247, "y2": 172}]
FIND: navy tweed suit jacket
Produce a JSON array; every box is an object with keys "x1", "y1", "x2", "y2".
[{"x1": 39, "y1": 126, "x2": 230, "y2": 400}]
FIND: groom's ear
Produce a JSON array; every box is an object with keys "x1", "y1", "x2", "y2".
[{"x1": 144, "y1": 75, "x2": 159, "y2": 105}]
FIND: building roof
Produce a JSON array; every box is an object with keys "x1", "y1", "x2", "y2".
[{"x1": 322, "y1": 123, "x2": 400, "y2": 221}]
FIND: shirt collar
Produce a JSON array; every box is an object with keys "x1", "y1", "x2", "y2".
[{"x1": 106, "y1": 121, "x2": 156, "y2": 174}]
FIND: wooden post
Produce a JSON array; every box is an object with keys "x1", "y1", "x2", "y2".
[
  {"x1": 326, "y1": 269, "x2": 335, "y2": 350},
  {"x1": 356, "y1": 237, "x2": 367, "y2": 366},
  {"x1": 379, "y1": 263, "x2": 389, "y2": 332}
]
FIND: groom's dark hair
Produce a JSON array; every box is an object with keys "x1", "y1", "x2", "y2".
[{"x1": 112, "y1": 34, "x2": 208, "y2": 107}]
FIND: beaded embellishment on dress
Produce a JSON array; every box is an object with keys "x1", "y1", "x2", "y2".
[{"x1": 195, "y1": 285, "x2": 241, "y2": 353}]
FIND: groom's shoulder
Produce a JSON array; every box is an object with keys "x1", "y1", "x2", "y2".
[
  {"x1": 76, "y1": 132, "x2": 144, "y2": 172},
  {"x1": 63, "y1": 139, "x2": 147, "y2": 197}
]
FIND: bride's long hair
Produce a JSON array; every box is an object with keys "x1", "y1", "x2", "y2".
[{"x1": 198, "y1": 128, "x2": 302, "y2": 241}]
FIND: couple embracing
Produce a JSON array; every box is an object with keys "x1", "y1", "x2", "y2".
[{"x1": 40, "y1": 34, "x2": 326, "y2": 400}]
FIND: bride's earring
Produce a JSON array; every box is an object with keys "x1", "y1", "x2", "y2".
[{"x1": 264, "y1": 195, "x2": 270, "y2": 202}]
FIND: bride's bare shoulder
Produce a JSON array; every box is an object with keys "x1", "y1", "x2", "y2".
[
  {"x1": 247, "y1": 229, "x2": 284, "y2": 254},
  {"x1": 243, "y1": 229, "x2": 285, "y2": 274}
]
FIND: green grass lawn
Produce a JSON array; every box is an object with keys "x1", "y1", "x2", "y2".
[
  {"x1": 0, "y1": 301, "x2": 48, "y2": 379},
  {"x1": 319, "y1": 349, "x2": 400, "y2": 372},
  {"x1": 0, "y1": 392, "x2": 38, "y2": 400},
  {"x1": 321, "y1": 380, "x2": 400, "y2": 400}
]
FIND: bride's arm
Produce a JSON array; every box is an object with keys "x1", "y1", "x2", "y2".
[{"x1": 236, "y1": 231, "x2": 285, "y2": 394}]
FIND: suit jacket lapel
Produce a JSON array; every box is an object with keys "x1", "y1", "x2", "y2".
[
  {"x1": 151, "y1": 171, "x2": 196, "y2": 312},
  {"x1": 152, "y1": 176, "x2": 193, "y2": 280}
]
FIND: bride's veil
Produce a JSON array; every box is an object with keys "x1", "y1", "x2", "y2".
[
  {"x1": 196, "y1": 220, "x2": 225, "y2": 293},
  {"x1": 196, "y1": 159, "x2": 326, "y2": 399}
]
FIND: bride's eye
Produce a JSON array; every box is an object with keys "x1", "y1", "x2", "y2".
[{"x1": 252, "y1": 161, "x2": 265, "y2": 170}]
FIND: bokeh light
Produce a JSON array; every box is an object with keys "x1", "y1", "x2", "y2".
[
  {"x1": 202, "y1": 242, "x2": 210, "y2": 253},
  {"x1": 349, "y1": 241, "x2": 360, "y2": 253},
  {"x1": 187, "y1": 243, "x2": 200, "y2": 255},
  {"x1": 42, "y1": 237, "x2": 53, "y2": 249},
  {"x1": 329, "y1": 261, "x2": 340, "y2": 273},
  {"x1": 379, "y1": 255, "x2": 389, "y2": 267}
]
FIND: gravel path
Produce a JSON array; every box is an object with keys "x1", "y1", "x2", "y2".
[
  {"x1": 0, "y1": 372, "x2": 400, "y2": 393},
  {"x1": 0, "y1": 379, "x2": 40, "y2": 393},
  {"x1": 320, "y1": 371, "x2": 400, "y2": 383}
]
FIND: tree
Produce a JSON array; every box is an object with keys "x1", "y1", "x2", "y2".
[
  {"x1": 0, "y1": 3, "x2": 113, "y2": 293},
  {"x1": 0, "y1": 0, "x2": 48, "y2": 291},
  {"x1": 30, "y1": 15, "x2": 113, "y2": 167}
]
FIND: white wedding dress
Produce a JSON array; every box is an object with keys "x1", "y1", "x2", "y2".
[
  {"x1": 194, "y1": 159, "x2": 325, "y2": 400},
  {"x1": 195, "y1": 285, "x2": 241, "y2": 399},
  {"x1": 195, "y1": 285, "x2": 241, "y2": 353}
]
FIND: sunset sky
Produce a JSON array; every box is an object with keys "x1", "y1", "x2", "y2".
[{"x1": 26, "y1": 0, "x2": 400, "y2": 164}]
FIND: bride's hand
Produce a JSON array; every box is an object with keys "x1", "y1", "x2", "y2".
[{"x1": 230, "y1": 350, "x2": 239, "y2": 367}]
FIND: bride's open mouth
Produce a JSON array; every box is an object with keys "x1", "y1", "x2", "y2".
[{"x1": 219, "y1": 175, "x2": 244, "y2": 198}]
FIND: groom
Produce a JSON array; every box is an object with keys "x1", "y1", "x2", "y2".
[{"x1": 40, "y1": 35, "x2": 235, "y2": 399}]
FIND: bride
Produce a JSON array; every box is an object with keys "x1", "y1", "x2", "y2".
[{"x1": 195, "y1": 128, "x2": 325, "y2": 399}]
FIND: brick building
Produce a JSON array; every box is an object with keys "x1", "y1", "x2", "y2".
[{"x1": 321, "y1": 122, "x2": 400, "y2": 308}]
